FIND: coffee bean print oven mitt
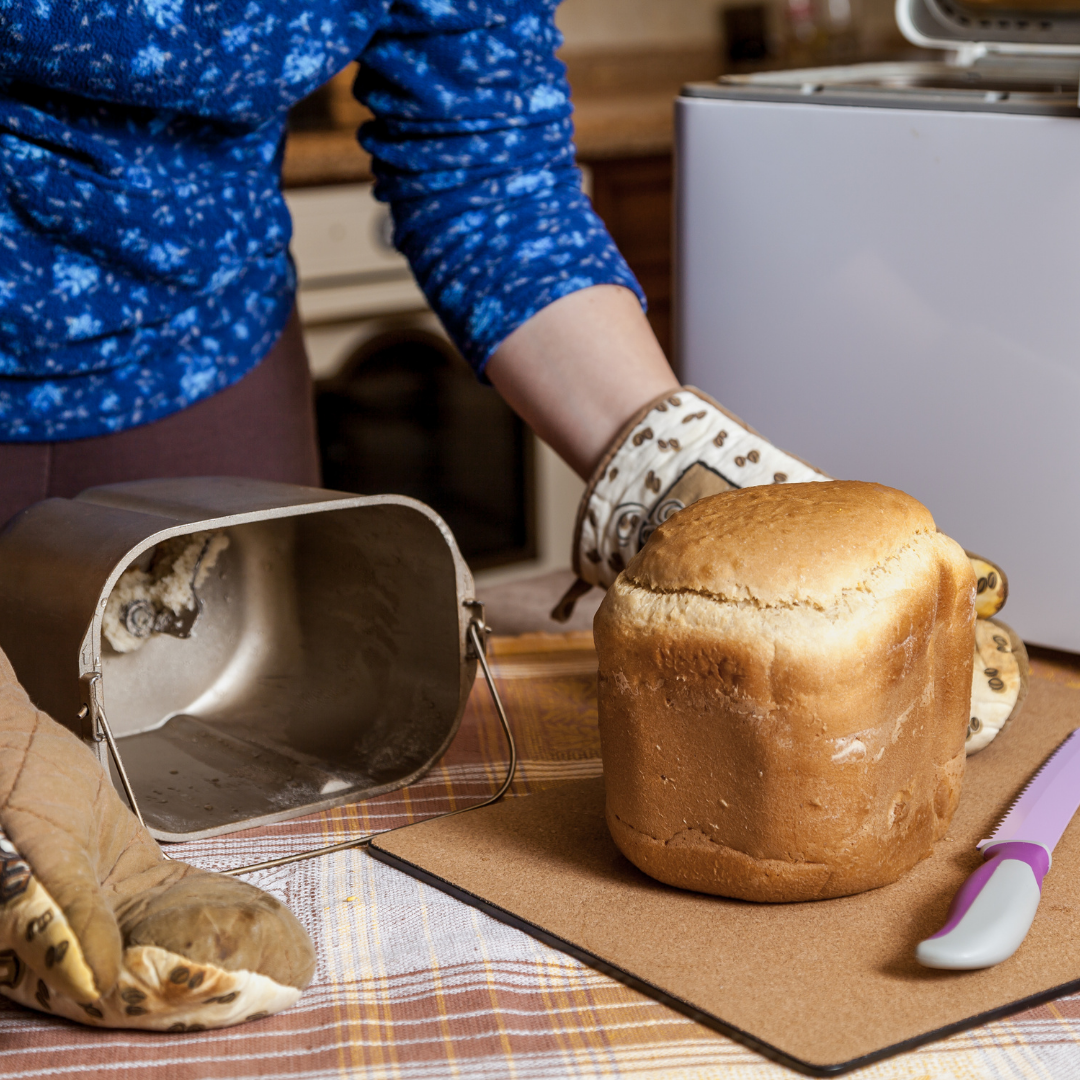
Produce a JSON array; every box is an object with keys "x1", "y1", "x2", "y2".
[{"x1": 0, "y1": 648, "x2": 315, "y2": 1030}]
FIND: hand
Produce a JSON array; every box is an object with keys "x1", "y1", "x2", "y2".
[
  {"x1": 569, "y1": 386, "x2": 826, "y2": 589},
  {"x1": 0, "y1": 650, "x2": 315, "y2": 1030}
]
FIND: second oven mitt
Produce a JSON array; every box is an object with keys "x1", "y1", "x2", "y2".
[
  {"x1": 554, "y1": 385, "x2": 1028, "y2": 754},
  {"x1": 0, "y1": 650, "x2": 316, "y2": 1030}
]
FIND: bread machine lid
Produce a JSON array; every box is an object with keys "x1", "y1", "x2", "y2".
[{"x1": 898, "y1": 0, "x2": 1080, "y2": 54}]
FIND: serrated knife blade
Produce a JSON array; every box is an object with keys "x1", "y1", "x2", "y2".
[
  {"x1": 977, "y1": 728, "x2": 1080, "y2": 857},
  {"x1": 916, "y1": 728, "x2": 1080, "y2": 970}
]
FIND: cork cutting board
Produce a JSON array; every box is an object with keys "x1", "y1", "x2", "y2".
[{"x1": 369, "y1": 676, "x2": 1080, "y2": 1076}]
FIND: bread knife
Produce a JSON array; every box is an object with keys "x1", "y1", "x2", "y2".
[{"x1": 916, "y1": 728, "x2": 1080, "y2": 970}]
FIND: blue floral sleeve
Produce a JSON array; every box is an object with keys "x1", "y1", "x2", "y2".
[
  {"x1": 0, "y1": 0, "x2": 646, "y2": 441},
  {"x1": 356, "y1": 0, "x2": 646, "y2": 375}
]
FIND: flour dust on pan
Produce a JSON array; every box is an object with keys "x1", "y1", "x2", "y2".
[{"x1": 5, "y1": 479, "x2": 482, "y2": 843}]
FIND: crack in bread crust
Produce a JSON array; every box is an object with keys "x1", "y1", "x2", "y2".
[
  {"x1": 609, "y1": 811, "x2": 837, "y2": 903},
  {"x1": 624, "y1": 526, "x2": 942, "y2": 614}
]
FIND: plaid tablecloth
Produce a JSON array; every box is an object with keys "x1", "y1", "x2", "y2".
[{"x1": 3, "y1": 633, "x2": 1080, "y2": 1079}]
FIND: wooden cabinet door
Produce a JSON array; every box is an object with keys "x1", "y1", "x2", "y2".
[{"x1": 586, "y1": 154, "x2": 674, "y2": 366}]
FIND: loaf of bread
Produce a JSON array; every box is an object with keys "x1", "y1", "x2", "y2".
[{"x1": 595, "y1": 480, "x2": 976, "y2": 902}]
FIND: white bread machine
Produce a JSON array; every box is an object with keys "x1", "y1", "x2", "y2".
[{"x1": 678, "y1": 0, "x2": 1080, "y2": 650}]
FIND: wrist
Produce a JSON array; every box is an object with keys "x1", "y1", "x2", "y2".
[
  {"x1": 573, "y1": 386, "x2": 828, "y2": 587},
  {"x1": 486, "y1": 285, "x2": 678, "y2": 478}
]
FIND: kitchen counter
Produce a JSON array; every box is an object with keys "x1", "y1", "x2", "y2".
[
  {"x1": 281, "y1": 47, "x2": 721, "y2": 189},
  {"x1": 283, "y1": 129, "x2": 374, "y2": 188},
  {"x1": 282, "y1": 93, "x2": 680, "y2": 187},
  {"x1": 280, "y1": 42, "x2": 926, "y2": 188}
]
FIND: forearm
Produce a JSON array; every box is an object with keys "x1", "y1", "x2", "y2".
[
  {"x1": 358, "y1": 6, "x2": 665, "y2": 444},
  {"x1": 356, "y1": 4, "x2": 677, "y2": 474},
  {"x1": 485, "y1": 285, "x2": 680, "y2": 479}
]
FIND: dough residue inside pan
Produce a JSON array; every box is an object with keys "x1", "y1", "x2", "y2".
[{"x1": 102, "y1": 532, "x2": 230, "y2": 654}]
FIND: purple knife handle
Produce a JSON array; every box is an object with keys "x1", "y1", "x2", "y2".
[
  {"x1": 934, "y1": 843, "x2": 1049, "y2": 937},
  {"x1": 915, "y1": 842, "x2": 1049, "y2": 970}
]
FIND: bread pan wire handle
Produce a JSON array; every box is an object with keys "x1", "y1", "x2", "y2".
[
  {"x1": 81, "y1": 617, "x2": 516, "y2": 875},
  {"x1": 79, "y1": 673, "x2": 155, "y2": 840}
]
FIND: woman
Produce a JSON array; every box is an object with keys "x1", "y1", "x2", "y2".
[
  {"x1": 0, "y1": 0, "x2": 679, "y2": 528},
  {"x1": 0, "y1": 0, "x2": 686, "y2": 1033},
  {"x1": 2, "y1": 1, "x2": 1012, "y2": 1033}
]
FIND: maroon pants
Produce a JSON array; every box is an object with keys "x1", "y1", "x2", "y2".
[{"x1": 0, "y1": 312, "x2": 321, "y2": 528}]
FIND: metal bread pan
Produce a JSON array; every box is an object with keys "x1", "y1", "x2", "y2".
[{"x1": 0, "y1": 477, "x2": 477, "y2": 842}]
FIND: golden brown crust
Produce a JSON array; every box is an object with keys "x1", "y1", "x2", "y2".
[
  {"x1": 595, "y1": 481, "x2": 976, "y2": 902},
  {"x1": 625, "y1": 480, "x2": 937, "y2": 607}
]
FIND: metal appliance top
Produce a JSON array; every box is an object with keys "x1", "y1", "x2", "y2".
[
  {"x1": 897, "y1": 0, "x2": 1080, "y2": 56},
  {"x1": 682, "y1": 55, "x2": 1080, "y2": 116}
]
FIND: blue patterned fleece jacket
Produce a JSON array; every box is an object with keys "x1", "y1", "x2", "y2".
[{"x1": 0, "y1": 0, "x2": 642, "y2": 441}]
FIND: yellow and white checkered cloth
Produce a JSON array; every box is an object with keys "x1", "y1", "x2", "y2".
[{"x1": 2, "y1": 633, "x2": 1079, "y2": 1079}]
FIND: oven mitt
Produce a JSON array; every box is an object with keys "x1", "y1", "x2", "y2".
[
  {"x1": 0, "y1": 650, "x2": 316, "y2": 1030},
  {"x1": 553, "y1": 385, "x2": 1028, "y2": 754}
]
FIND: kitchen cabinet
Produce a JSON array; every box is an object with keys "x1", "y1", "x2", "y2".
[{"x1": 584, "y1": 153, "x2": 674, "y2": 364}]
